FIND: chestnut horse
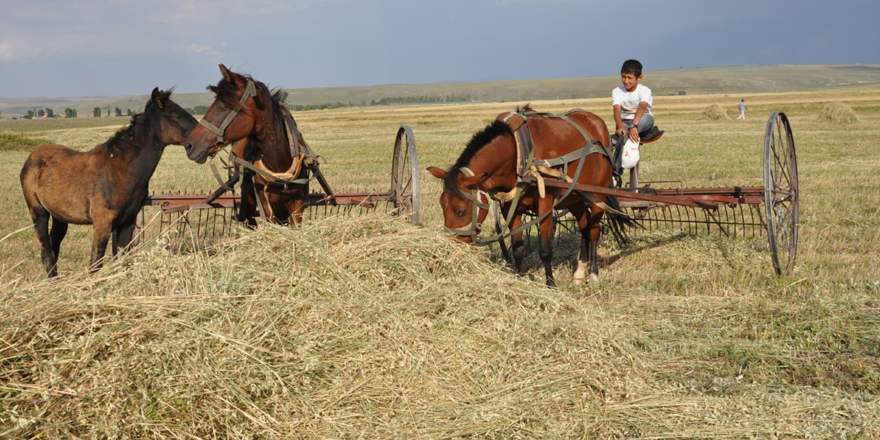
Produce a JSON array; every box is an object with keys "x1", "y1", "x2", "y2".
[
  {"x1": 20, "y1": 88, "x2": 197, "y2": 277},
  {"x1": 184, "y1": 64, "x2": 323, "y2": 225},
  {"x1": 428, "y1": 106, "x2": 629, "y2": 286}
]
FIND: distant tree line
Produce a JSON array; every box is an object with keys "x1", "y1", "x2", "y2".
[
  {"x1": 290, "y1": 102, "x2": 354, "y2": 111},
  {"x1": 373, "y1": 95, "x2": 472, "y2": 105},
  {"x1": 88, "y1": 107, "x2": 132, "y2": 117},
  {"x1": 288, "y1": 95, "x2": 473, "y2": 112},
  {"x1": 23, "y1": 108, "x2": 55, "y2": 119}
]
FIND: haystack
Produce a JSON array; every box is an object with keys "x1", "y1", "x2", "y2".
[
  {"x1": 817, "y1": 102, "x2": 859, "y2": 123},
  {"x1": 3, "y1": 213, "x2": 876, "y2": 438},
  {"x1": 698, "y1": 104, "x2": 732, "y2": 120}
]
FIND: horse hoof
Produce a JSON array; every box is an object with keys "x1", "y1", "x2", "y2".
[
  {"x1": 589, "y1": 274, "x2": 599, "y2": 283},
  {"x1": 573, "y1": 277, "x2": 584, "y2": 286}
]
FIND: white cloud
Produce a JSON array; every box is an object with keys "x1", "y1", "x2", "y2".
[
  {"x1": 149, "y1": 0, "x2": 324, "y2": 25},
  {"x1": 178, "y1": 42, "x2": 225, "y2": 57},
  {"x1": 494, "y1": 0, "x2": 589, "y2": 4}
]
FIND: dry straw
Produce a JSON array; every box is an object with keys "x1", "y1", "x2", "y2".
[
  {"x1": 2, "y1": 213, "x2": 878, "y2": 438},
  {"x1": 817, "y1": 101, "x2": 860, "y2": 123},
  {"x1": 698, "y1": 104, "x2": 732, "y2": 121}
]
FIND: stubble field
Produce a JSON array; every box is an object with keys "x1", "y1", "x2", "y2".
[{"x1": 0, "y1": 86, "x2": 878, "y2": 438}]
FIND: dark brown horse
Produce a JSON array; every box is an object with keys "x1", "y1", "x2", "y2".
[
  {"x1": 20, "y1": 88, "x2": 197, "y2": 277},
  {"x1": 428, "y1": 107, "x2": 628, "y2": 286},
  {"x1": 184, "y1": 64, "x2": 316, "y2": 225}
]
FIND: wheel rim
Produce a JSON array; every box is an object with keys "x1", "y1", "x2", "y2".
[
  {"x1": 391, "y1": 125, "x2": 420, "y2": 225},
  {"x1": 763, "y1": 112, "x2": 799, "y2": 275}
]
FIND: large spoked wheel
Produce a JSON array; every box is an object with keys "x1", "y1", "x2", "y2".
[
  {"x1": 763, "y1": 112, "x2": 799, "y2": 275},
  {"x1": 391, "y1": 125, "x2": 421, "y2": 225}
]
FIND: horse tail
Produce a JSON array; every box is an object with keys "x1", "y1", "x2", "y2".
[{"x1": 603, "y1": 194, "x2": 640, "y2": 246}]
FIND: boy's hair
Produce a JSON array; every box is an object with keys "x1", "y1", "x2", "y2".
[{"x1": 621, "y1": 59, "x2": 643, "y2": 77}]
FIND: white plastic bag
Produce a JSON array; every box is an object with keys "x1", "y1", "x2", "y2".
[{"x1": 620, "y1": 138, "x2": 640, "y2": 169}]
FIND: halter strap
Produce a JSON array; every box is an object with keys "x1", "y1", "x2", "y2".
[{"x1": 198, "y1": 80, "x2": 257, "y2": 145}]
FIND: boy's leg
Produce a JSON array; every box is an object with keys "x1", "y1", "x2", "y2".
[
  {"x1": 629, "y1": 162, "x2": 639, "y2": 190},
  {"x1": 628, "y1": 115, "x2": 652, "y2": 190},
  {"x1": 632, "y1": 114, "x2": 654, "y2": 134}
]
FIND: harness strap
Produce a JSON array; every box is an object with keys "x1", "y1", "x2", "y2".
[
  {"x1": 235, "y1": 155, "x2": 315, "y2": 187},
  {"x1": 472, "y1": 139, "x2": 596, "y2": 246}
]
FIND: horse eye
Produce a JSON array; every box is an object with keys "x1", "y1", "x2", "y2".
[{"x1": 456, "y1": 209, "x2": 467, "y2": 218}]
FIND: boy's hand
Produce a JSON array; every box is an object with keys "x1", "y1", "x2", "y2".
[
  {"x1": 629, "y1": 126, "x2": 640, "y2": 143},
  {"x1": 616, "y1": 125, "x2": 627, "y2": 137}
]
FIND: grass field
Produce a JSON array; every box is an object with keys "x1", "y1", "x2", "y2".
[{"x1": 1, "y1": 85, "x2": 879, "y2": 438}]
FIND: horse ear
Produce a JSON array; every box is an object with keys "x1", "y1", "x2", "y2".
[
  {"x1": 151, "y1": 87, "x2": 164, "y2": 109},
  {"x1": 427, "y1": 166, "x2": 448, "y2": 180},
  {"x1": 219, "y1": 64, "x2": 233, "y2": 83}
]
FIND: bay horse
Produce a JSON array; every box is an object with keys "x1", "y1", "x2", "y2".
[
  {"x1": 427, "y1": 106, "x2": 629, "y2": 287},
  {"x1": 183, "y1": 64, "x2": 320, "y2": 225},
  {"x1": 20, "y1": 88, "x2": 197, "y2": 277}
]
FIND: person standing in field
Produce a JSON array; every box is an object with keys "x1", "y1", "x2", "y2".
[{"x1": 736, "y1": 99, "x2": 747, "y2": 120}]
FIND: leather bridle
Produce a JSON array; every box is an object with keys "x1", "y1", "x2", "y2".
[
  {"x1": 444, "y1": 167, "x2": 492, "y2": 243},
  {"x1": 198, "y1": 80, "x2": 257, "y2": 146}
]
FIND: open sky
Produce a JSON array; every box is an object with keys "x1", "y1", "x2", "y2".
[{"x1": 1, "y1": 0, "x2": 878, "y2": 99}]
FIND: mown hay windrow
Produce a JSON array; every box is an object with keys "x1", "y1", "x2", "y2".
[
  {"x1": 698, "y1": 104, "x2": 732, "y2": 120},
  {"x1": 817, "y1": 101, "x2": 859, "y2": 123},
  {"x1": 1, "y1": 214, "x2": 647, "y2": 438},
  {"x1": 0, "y1": 131, "x2": 52, "y2": 152},
  {"x1": 2, "y1": 213, "x2": 877, "y2": 438}
]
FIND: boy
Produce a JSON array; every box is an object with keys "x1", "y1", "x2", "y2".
[{"x1": 611, "y1": 59, "x2": 659, "y2": 188}]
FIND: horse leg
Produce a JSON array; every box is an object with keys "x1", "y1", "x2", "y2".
[
  {"x1": 237, "y1": 172, "x2": 258, "y2": 227},
  {"x1": 585, "y1": 204, "x2": 606, "y2": 283},
  {"x1": 569, "y1": 204, "x2": 591, "y2": 285},
  {"x1": 290, "y1": 193, "x2": 306, "y2": 224},
  {"x1": 507, "y1": 213, "x2": 527, "y2": 275},
  {"x1": 112, "y1": 222, "x2": 136, "y2": 256},
  {"x1": 29, "y1": 207, "x2": 58, "y2": 277},
  {"x1": 89, "y1": 220, "x2": 113, "y2": 273},
  {"x1": 537, "y1": 199, "x2": 557, "y2": 288}
]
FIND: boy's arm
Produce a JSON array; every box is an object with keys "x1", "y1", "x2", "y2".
[
  {"x1": 629, "y1": 101, "x2": 650, "y2": 141},
  {"x1": 613, "y1": 104, "x2": 625, "y2": 136}
]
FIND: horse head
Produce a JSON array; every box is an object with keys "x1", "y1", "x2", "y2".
[
  {"x1": 427, "y1": 166, "x2": 493, "y2": 243},
  {"x1": 427, "y1": 121, "x2": 518, "y2": 243},
  {"x1": 146, "y1": 87, "x2": 198, "y2": 147},
  {"x1": 184, "y1": 64, "x2": 266, "y2": 164}
]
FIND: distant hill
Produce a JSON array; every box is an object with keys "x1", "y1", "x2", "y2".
[{"x1": 2, "y1": 64, "x2": 879, "y2": 117}]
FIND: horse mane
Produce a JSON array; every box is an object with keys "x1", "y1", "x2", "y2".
[
  {"x1": 443, "y1": 120, "x2": 511, "y2": 197},
  {"x1": 102, "y1": 89, "x2": 173, "y2": 157}
]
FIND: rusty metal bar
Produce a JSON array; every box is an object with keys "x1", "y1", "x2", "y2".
[{"x1": 145, "y1": 191, "x2": 391, "y2": 214}]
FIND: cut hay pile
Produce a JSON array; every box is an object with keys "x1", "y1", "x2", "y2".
[
  {"x1": 817, "y1": 102, "x2": 860, "y2": 123},
  {"x1": 2, "y1": 213, "x2": 877, "y2": 438},
  {"x1": 698, "y1": 104, "x2": 732, "y2": 121},
  {"x1": 0, "y1": 131, "x2": 52, "y2": 152},
  {"x1": 52, "y1": 128, "x2": 115, "y2": 150}
]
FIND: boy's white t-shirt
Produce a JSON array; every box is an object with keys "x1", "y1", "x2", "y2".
[{"x1": 612, "y1": 84, "x2": 653, "y2": 119}]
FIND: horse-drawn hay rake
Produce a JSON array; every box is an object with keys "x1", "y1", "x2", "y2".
[
  {"x1": 493, "y1": 111, "x2": 799, "y2": 275},
  {"x1": 134, "y1": 126, "x2": 420, "y2": 249},
  {"x1": 136, "y1": 108, "x2": 797, "y2": 278}
]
